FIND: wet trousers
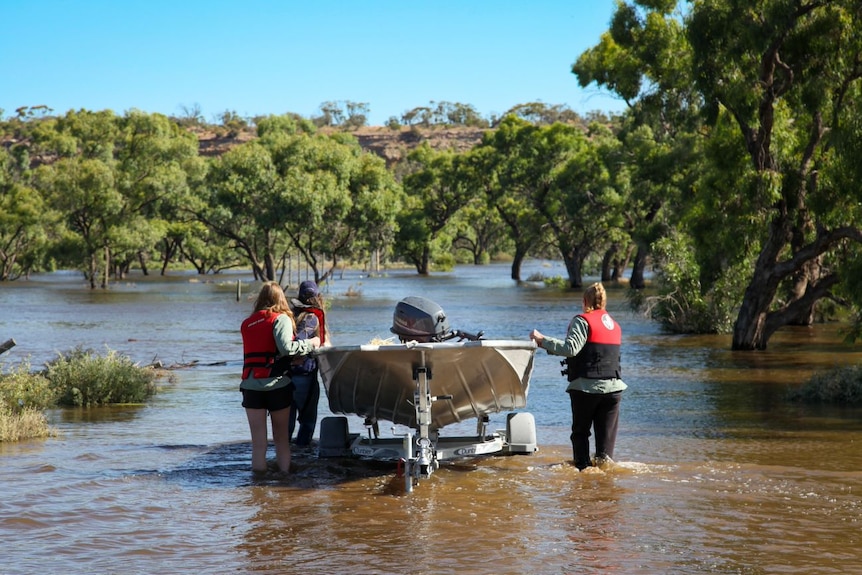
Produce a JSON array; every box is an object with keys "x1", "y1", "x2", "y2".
[
  {"x1": 568, "y1": 389, "x2": 622, "y2": 470},
  {"x1": 288, "y1": 371, "x2": 320, "y2": 446}
]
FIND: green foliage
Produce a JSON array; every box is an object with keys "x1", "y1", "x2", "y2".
[
  {"x1": 256, "y1": 114, "x2": 314, "y2": 138},
  {"x1": 542, "y1": 275, "x2": 569, "y2": 289},
  {"x1": 431, "y1": 251, "x2": 456, "y2": 271},
  {"x1": 44, "y1": 347, "x2": 158, "y2": 407},
  {"x1": 215, "y1": 110, "x2": 248, "y2": 137},
  {"x1": 0, "y1": 361, "x2": 56, "y2": 412},
  {"x1": 640, "y1": 231, "x2": 737, "y2": 333},
  {"x1": 314, "y1": 101, "x2": 369, "y2": 129},
  {"x1": 789, "y1": 365, "x2": 862, "y2": 405},
  {"x1": 395, "y1": 145, "x2": 475, "y2": 274}
]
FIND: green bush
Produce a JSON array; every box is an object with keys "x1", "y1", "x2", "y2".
[
  {"x1": 44, "y1": 347, "x2": 159, "y2": 407},
  {"x1": 0, "y1": 361, "x2": 56, "y2": 412},
  {"x1": 543, "y1": 275, "x2": 569, "y2": 289},
  {"x1": 788, "y1": 365, "x2": 862, "y2": 404}
]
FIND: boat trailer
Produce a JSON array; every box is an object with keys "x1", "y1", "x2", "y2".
[{"x1": 318, "y1": 358, "x2": 538, "y2": 493}]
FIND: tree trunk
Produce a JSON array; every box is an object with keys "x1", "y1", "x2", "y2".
[
  {"x1": 629, "y1": 244, "x2": 648, "y2": 290},
  {"x1": 613, "y1": 244, "x2": 634, "y2": 282},
  {"x1": 510, "y1": 244, "x2": 527, "y2": 281},
  {"x1": 601, "y1": 245, "x2": 615, "y2": 282},
  {"x1": 139, "y1": 251, "x2": 150, "y2": 276},
  {"x1": 562, "y1": 250, "x2": 583, "y2": 289},
  {"x1": 415, "y1": 245, "x2": 430, "y2": 275},
  {"x1": 0, "y1": 338, "x2": 16, "y2": 356}
]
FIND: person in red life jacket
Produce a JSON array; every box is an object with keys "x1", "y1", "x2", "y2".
[
  {"x1": 288, "y1": 280, "x2": 329, "y2": 447},
  {"x1": 530, "y1": 282, "x2": 627, "y2": 471},
  {"x1": 241, "y1": 281, "x2": 320, "y2": 475}
]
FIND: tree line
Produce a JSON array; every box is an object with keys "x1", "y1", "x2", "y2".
[
  {"x1": 4, "y1": 0, "x2": 862, "y2": 352},
  {"x1": 0, "y1": 105, "x2": 625, "y2": 287}
]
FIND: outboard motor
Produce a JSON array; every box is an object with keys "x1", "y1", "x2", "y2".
[
  {"x1": 391, "y1": 296, "x2": 454, "y2": 343},
  {"x1": 390, "y1": 296, "x2": 484, "y2": 343}
]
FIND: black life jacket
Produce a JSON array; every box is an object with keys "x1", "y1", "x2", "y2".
[{"x1": 564, "y1": 310, "x2": 622, "y2": 381}]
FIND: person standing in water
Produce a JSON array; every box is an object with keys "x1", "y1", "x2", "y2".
[
  {"x1": 240, "y1": 281, "x2": 319, "y2": 475},
  {"x1": 289, "y1": 280, "x2": 328, "y2": 446},
  {"x1": 530, "y1": 282, "x2": 626, "y2": 470}
]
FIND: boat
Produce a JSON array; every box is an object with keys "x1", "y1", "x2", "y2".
[
  {"x1": 317, "y1": 339, "x2": 535, "y2": 430},
  {"x1": 315, "y1": 296, "x2": 538, "y2": 491}
]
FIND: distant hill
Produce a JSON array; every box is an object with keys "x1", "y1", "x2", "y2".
[{"x1": 195, "y1": 125, "x2": 488, "y2": 167}]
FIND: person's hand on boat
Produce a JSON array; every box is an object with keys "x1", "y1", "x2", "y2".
[
  {"x1": 529, "y1": 329, "x2": 544, "y2": 348},
  {"x1": 308, "y1": 336, "x2": 321, "y2": 349}
]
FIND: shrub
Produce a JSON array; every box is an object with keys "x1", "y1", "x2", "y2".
[
  {"x1": 44, "y1": 347, "x2": 159, "y2": 407},
  {"x1": 788, "y1": 365, "x2": 862, "y2": 404},
  {"x1": 0, "y1": 363, "x2": 56, "y2": 441},
  {"x1": 0, "y1": 404, "x2": 53, "y2": 442},
  {"x1": 0, "y1": 361, "x2": 56, "y2": 412},
  {"x1": 543, "y1": 275, "x2": 569, "y2": 289}
]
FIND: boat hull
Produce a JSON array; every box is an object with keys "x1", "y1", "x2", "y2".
[{"x1": 316, "y1": 340, "x2": 536, "y2": 431}]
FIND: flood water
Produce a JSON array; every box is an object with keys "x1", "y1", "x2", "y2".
[{"x1": 1, "y1": 262, "x2": 861, "y2": 575}]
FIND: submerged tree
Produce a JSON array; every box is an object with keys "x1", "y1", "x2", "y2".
[{"x1": 578, "y1": 0, "x2": 862, "y2": 349}]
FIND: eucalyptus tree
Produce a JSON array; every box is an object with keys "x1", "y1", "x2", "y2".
[
  {"x1": 174, "y1": 220, "x2": 242, "y2": 275},
  {"x1": 539, "y1": 122, "x2": 626, "y2": 288},
  {"x1": 25, "y1": 109, "x2": 202, "y2": 285},
  {"x1": 574, "y1": 1, "x2": 705, "y2": 293},
  {"x1": 265, "y1": 129, "x2": 401, "y2": 283},
  {"x1": 395, "y1": 144, "x2": 476, "y2": 274},
  {"x1": 202, "y1": 141, "x2": 285, "y2": 281},
  {"x1": 35, "y1": 155, "x2": 119, "y2": 287},
  {"x1": 473, "y1": 116, "x2": 550, "y2": 281},
  {"x1": 111, "y1": 110, "x2": 203, "y2": 277},
  {"x1": 203, "y1": 117, "x2": 401, "y2": 283},
  {"x1": 501, "y1": 102, "x2": 583, "y2": 127},
  {"x1": 30, "y1": 110, "x2": 121, "y2": 287},
  {"x1": 0, "y1": 148, "x2": 51, "y2": 280},
  {"x1": 448, "y1": 195, "x2": 509, "y2": 265},
  {"x1": 314, "y1": 101, "x2": 369, "y2": 129},
  {"x1": 691, "y1": 1, "x2": 862, "y2": 350},
  {"x1": 342, "y1": 151, "x2": 403, "y2": 270},
  {"x1": 581, "y1": 0, "x2": 862, "y2": 350},
  {"x1": 478, "y1": 116, "x2": 625, "y2": 287}
]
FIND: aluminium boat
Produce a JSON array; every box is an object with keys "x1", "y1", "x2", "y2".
[
  {"x1": 314, "y1": 296, "x2": 538, "y2": 491},
  {"x1": 316, "y1": 338, "x2": 535, "y2": 430}
]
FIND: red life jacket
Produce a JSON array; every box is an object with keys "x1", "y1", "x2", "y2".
[
  {"x1": 241, "y1": 310, "x2": 287, "y2": 379},
  {"x1": 564, "y1": 309, "x2": 622, "y2": 381},
  {"x1": 308, "y1": 306, "x2": 326, "y2": 344},
  {"x1": 293, "y1": 304, "x2": 326, "y2": 344}
]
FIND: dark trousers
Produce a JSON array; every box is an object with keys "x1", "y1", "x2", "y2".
[
  {"x1": 568, "y1": 389, "x2": 622, "y2": 470},
  {"x1": 288, "y1": 370, "x2": 320, "y2": 446}
]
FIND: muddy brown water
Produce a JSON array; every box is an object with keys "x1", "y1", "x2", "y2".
[{"x1": 1, "y1": 263, "x2": 861, "y2": 574}]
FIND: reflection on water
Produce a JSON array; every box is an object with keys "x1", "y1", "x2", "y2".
[{"x1": 2, "y1": 264, "x2": 862, "y2": 574}]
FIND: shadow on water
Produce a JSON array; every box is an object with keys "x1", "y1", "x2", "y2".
[{"x1": 155, "y1": 440, "x2": 411, "y2": 491}]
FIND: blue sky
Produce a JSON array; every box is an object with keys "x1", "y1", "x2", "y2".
[{"x1": 1, "y1": 0, "x2": 626, "y2": 126}]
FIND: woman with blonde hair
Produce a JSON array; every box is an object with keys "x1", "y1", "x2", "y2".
[
  {"x1": 530, "y1": 282, "x2": 627, "y2": 470},
  {"x1": 240, "y1": 281, "x2": 319, "y2": 475}
]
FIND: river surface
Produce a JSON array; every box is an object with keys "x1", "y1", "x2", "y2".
[{"x1": 1, "y1": 262, "x2": 861, "y2": 575}]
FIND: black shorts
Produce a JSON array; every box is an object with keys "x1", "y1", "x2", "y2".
[{"x1": 241, "y1": 383, "x2": 294, "y2": 412}]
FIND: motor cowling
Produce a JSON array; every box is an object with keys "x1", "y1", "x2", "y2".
[{"x1": 390, "y1": 296, "x2": 453, "y2": 342}]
